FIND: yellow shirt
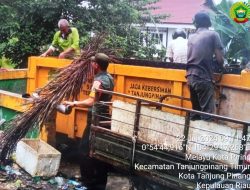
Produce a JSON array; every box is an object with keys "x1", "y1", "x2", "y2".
[{"x1": 51, "y1": 27, "x2": 80, "y2": 55}]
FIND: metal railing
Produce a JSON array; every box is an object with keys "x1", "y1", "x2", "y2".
[{"x1": 92, "y1": 89, "x2": 250, "y2": 167}]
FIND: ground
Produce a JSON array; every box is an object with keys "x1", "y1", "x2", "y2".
[{"x1": 0, "y1": 160, "x2": 133, "y2": 190}]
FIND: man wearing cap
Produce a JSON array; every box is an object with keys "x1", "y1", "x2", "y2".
[
  {"x1": 40, "y1": 19, "x2": 80, "y2": 59},
  {"x1": 186, "y1": 11, "x2": 224, "y2": 120},
  {"x1": 64, "y1": 53, "x2": 114, "y2": 188}
]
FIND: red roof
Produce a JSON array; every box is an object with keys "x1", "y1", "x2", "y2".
[{"x1": 150, "y1": 0, "x2": 208, "y2": 24}]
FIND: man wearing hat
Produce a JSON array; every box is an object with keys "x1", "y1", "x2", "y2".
[
  {"x1": 64, "y1": 52, "x2": 114, "y2": 112},
  {"x1": 64, "y1": 53, "x2": 114, "y2": 188},
  {"x1": 186, "y1": 11, "x2": 224, "y2": 120}
]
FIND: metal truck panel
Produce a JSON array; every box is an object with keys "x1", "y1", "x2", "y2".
[
  {"x1": 1, "y1": 57, "x2": 250, "y2": 139},
  {"x1": 110, "y1": 100, "x2": 245, "y2": 166},
  {"x1": 90, "y1": 89, "x2": 250, "y2": 189},
  {"x1": 0, "y1": 69, "x2": 27, "y2": 94}
]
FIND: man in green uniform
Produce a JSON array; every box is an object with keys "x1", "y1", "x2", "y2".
[
  {"x1": 64, "y1": 53, "x2": 114, "y2": 189},
  {"x1": 41, "y1": 19, "x2": 80, "y2": 59}
]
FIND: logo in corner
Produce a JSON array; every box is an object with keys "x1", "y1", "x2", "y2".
[{"x1": 230, "y1": 1, "x2": 250, "y2": 23}]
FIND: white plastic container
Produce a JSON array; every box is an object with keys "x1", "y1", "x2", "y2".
[{"x1": 16, "y1": 139, "x2": 61, "y2": 177}]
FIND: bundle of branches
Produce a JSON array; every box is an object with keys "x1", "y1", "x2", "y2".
[{"x1": 0, "y1": 34, "x2": 120, "y2": 162}]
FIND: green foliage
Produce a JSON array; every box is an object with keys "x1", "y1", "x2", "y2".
[
  {"x1": 0, "y1": 0, "x2": 88, "y2": 67},
  {"x1": 0, "y1": 56, "x2": 16, "y2": 69},
  {"x1": 208, "y1": 0, "x2": 250, "y2": 66},
  {"x1": 0, "y1": 0, "x2": 164, "y2": 67},
  {"x1": 84, "y1": 0, "x2": 165, "y2": 60},
  {"x1": 133, "y1": 33, "x2": 166, "y2": 60},
  {"x1": 0, "y1": 5, "x2": 19, "y2": 41},
  {"x1": 99, "y1": 28, "x2": 166, "y2": 60}
]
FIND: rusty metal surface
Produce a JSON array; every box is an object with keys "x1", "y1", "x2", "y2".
[
  {"x1": 219, "y1": 87, "x2": 250, "y2": 121},
  {"x1": 89, "y1": 89, "x2": 250, "y2": 189},
  {"x1": 90, "y1": 126, "x2": 234, "y2": 189},
  {"x1": 97, "y1": 89, "x2": 250, "y2": 126}
]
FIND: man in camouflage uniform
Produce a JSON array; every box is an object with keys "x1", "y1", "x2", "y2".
[{"x1": 64, "y1": 53, "x2": 114, "y2": 189}]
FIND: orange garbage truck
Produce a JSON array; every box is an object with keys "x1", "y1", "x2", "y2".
[{"x1": 0, "y1": 56, "x2": 250, "y2": 189}]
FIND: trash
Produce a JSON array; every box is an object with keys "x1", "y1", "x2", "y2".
[
  {"x1": 4, "y1": 165, "x2": 12, "y2": 173},
  {"x1": 48, "y1": 178, "x2": 57, "y2": 185},
  {"x1": 55, "y1": 176, "x2": 65, "y2": 186},
  {"x1": 11, "y1": 154, "x2": 17, "y2": 162},
  {"x1": 0, "y1": 165, "x2": 5, "y2": 170},
  {"x1": 61, "y1": 183, "x2": 69, "y2": 190},
  {"x1": 32, "y1": 176, "x2": 41, "y2": 183},
  {"x1": 0, "y1": 177, "x2": 7, "y2": 182},
  {"x1": 67, "y1": 179, "x2": 81, "y2": 186},
  {"x1": 0, "y1": 159, "x2": 88, "y2": 190},
  {"x1": 4, "y1": 165, "x2": 21, "y2": 176},
  {"x1": 26, "y1": 184, "x2": 43, "y2": 189},
  {"x1": 75, "y1": 187, "x2": 87, "y2": 190},
  {"x1": 15, "y1": 179, "x2": 22, "y2": 187},
  {"x1": 0, "y1": 119, "x2": 6, "y2": 126}
]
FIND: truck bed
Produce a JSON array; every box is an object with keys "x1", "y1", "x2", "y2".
[{"x1": 89, "y1": 91, "x2": 250, "y2": 189}]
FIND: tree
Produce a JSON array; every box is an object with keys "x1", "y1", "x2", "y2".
[
  {"x1": 206, "y1": 0, "x2": 250, "y2": 69},
  {"x1": 85, "y1": 0, "x2": 166, "y2": 59},
  {"x1": 0, "y1": 0, "x2": 85, "y2": 67},
  {"x1": 0, "y1": 0, "x2": 165, "y2": 68}
]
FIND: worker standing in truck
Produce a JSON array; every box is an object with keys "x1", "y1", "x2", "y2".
[
  {"x1": 64, "y1": 53, "x2": 114, "y2": 189},
  {"x1": 166, "y1": 28, "x2": 188, "y2": 63},
  {"x1": 40, "y1": 19, "x2": 80, "y2": 59},
  {"x1": 186, "y1": 11, "x2": 224, "y2": 121}
]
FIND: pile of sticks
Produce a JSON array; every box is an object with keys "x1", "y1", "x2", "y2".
[{"x1": 0, "y1": 34, "x2": 119, "y2": 162}]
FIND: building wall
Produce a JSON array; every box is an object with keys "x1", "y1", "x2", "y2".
[{"x1": 143, "y1": 23, "x2": 195, "y2": 49}]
